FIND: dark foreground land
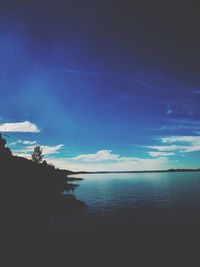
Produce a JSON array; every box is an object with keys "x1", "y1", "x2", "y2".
[
  {"x1": 49, "y1": 211, "x2": 200, "y2": 266},
  {"x1": 4, "y1": 183, "x2": 200, "y2": 266},
  {"x1": 1, "y1": 136, "x2": 200, "y2": 266}
]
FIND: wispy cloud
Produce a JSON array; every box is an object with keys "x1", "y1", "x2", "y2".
[
  {"x1": 64, "y1": 69, "x2": 153, "y2": 89},
  {"x1": 148, "y1": 135, "x2": 200, "y2": 154},
  {"x1": 0, "y1": 121, "x2": 40, "y2": 132},
  {"x1": 147, "y1": 145, "x2": 181, "y2": 151},
  {"x1": 166, "y1": 104, "x2": 173, "y2": 115},
  {"x1": 148, "y1": 151, "x2": 175, "y2": 157},
  {"x1": 22, "y1": 140, "x2": 37, "y2": 145},
  {"x1": 162, "y1": 136, "x2": 200, "y2": 144},
  {"x1": 161, "y1": 136, "x2": 200, "y2": 153},
  {"x1": 169, "y1": 119, "x2": 200, "y2": 125},
  {"x1": 10, "y1": 140, "x2": 37, "y2": 146},
  {"x1": 64, "y1": 69, "x2": 105, "y2": 77},
  {"x1": 14, "y1": 144, "x2": 64, "y2": 156},
  {"x1": 157, "y1": 118, "x2": 200, "y2": 133}
]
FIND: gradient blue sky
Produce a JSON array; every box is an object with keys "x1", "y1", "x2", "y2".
[{"x1": 0, "y1": 1, "x2": 200, "y2": 171}]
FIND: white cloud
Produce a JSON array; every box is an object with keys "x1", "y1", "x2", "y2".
[
  {"x1": 0, "y1": 121, "x2": 40, "y2": 132},
  {"x1": 161, "y1": 136, "x2": 200, "y2": 144},
  {"x1": 40, "y1": 144, "x2": 64, "y2": 155},
  {"x1": 161, "y1": 135, "x2": 200, "y2": 152},
  {"x1": 14, "y1": 153, "x2": 32, "y2": 160},
  {"x1": 72, "y1": 150, "x2": 120, "y2": 161},
  {"x1": 148, "y1": 135, "x2": 200, "y2": 154},
  {"x1": 13, "y1": 144, "x2": 64, "y2": 156},
  {"x1": 182, "y1": 146, "x2": 200, "y2": 153},
  {"x1": 10, "y1": 140, "x2": 37, "y2": 146},
  {"x1": 14, "y1": 143, "x2": 169, "y2": 171},
  {"x1": 47, "y1": 150, "x2": 169, "y2": 172},
  {"x1": 147, "y1": 145, "x2": 181, "y2": 151},
  {"x1": 148, "y1": 151, "x2": 175, "y2": 157},
  {"x1": 22, "y1": 140, "x2": 37, "y2": 145}
]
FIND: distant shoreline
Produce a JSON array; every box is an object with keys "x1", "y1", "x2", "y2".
[{"x1": 73, "y1": 168, "x2": 200, "y2": 175}]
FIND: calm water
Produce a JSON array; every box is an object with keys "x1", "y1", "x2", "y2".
[
  {"x1": 53, "y1": 173, "x2": 200, "y2": 263},
  {"x1": 69, "y1": 172, "x2": 200, "y2": 217},
  {"x1": 53, "y1": 171, "x2": 200, "y2": 258}
]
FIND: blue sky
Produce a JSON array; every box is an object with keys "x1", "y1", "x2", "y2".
[{"x1": 0, "y1": 1, "x2": 200, "y2": 171}]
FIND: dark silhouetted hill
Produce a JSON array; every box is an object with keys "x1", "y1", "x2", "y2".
[{"x1": 0, "y1": 133, "x2": 86, "y2": 262}]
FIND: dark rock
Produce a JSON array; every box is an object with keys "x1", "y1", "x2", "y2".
[{"x1": 66, "y1": 177, "x2": 84, "y2": 181}]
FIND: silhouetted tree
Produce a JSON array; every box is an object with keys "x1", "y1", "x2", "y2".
[
  {"x1": 31, "y1": 146, "x2": 43, "y2": 163},
  {"x1": 42, "y1": 160, "x2": 48, "y2": 166},
  {"x1": 0, "y1": 133, "x2": 12, "y2": 158}
]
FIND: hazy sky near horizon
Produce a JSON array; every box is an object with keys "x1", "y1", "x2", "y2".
[{"x1": 0, "y1": 0, "x2": 200, "y2": 171}]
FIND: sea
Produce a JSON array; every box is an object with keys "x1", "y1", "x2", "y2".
[
  {"x1": 68, "y1": 171, "x2": 200, "y2": 219},
  {"x1": 50, "y1": 171, "x2": 200, "y2": 264}
]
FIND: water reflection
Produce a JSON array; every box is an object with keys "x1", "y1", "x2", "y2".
[
  {"x1": 61, "y1": 183, "x2": 79, "y2": 195},
  {"x1": 73, "y1": 172, "x2": 200, "y2": 217}
]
